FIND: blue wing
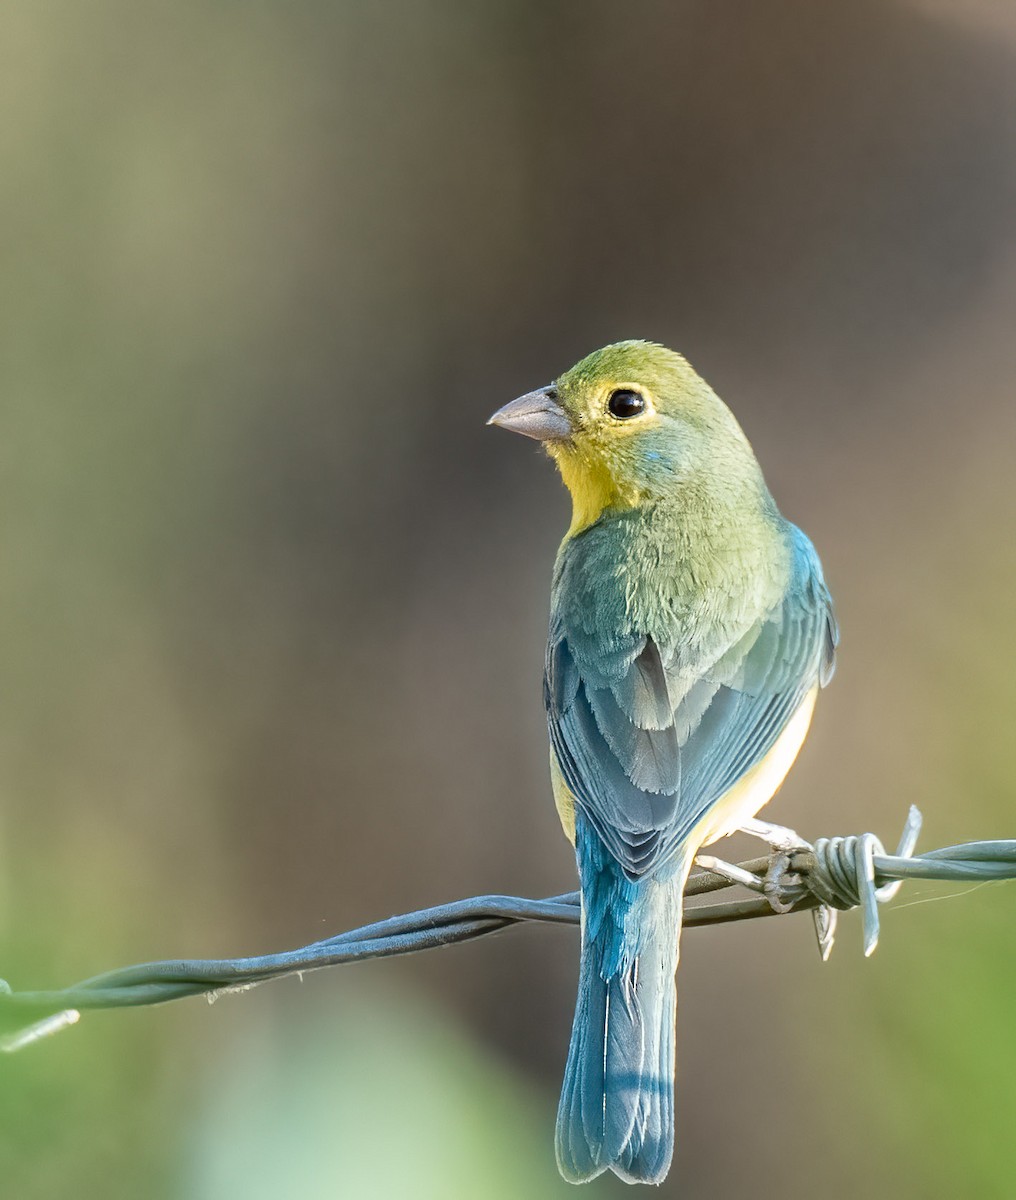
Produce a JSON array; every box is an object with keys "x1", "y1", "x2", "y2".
[{"x1": 546, "y1": 525, "x2": 837, "y2": 877}]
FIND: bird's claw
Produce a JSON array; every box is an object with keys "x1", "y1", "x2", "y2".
[
  {"x1": 733, "y1": 818, "x2": 826, "y2": 924},
  {"x1": 694, "y1": 847, "x2": 809, "y2": 914},
  {"x1": 761, "y1": 851, "x2": 799, "y2": 913},
  {"x1": 737, "y1": 817, "x2": 813, "y2": 853},
  {"x1": 694, "y1": 854, "x2": 766, "y2": 893}
]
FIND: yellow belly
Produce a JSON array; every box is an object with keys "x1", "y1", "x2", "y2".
[
  {"x1": 551, "y1": 685, "x2": 819, "y2": 852},
  {"x1": 688, "y1": 684, "x2": 818, "y2": 848}
]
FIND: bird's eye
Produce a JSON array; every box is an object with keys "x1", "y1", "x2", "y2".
[{"x1": 607, "y1": 388, "x2": 646, "y2": 419}]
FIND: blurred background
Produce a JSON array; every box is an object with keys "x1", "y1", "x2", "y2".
[{"x1": 2, "y1": 1, "x2": 1016, "y2": 1196}]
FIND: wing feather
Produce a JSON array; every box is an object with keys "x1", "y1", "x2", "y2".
[{"x1": 546, "y1": 525, "x2": 836, "y2": 877}]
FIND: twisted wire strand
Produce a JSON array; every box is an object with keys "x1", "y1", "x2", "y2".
[
  {"x1": 3, "y1": 805, "x2": 1016, "y2": 1051},
  {"x1": 793, "y1": 804, "x2": 924, "y2": 957}
]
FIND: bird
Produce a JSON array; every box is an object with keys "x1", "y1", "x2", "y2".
[{"x1": 488, "y1": 341, "x2": 836, "y2": 1185}]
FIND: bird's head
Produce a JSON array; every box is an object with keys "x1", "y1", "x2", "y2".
[{"x1": 489, "y1": 340, "x2": 757, "y2": 535}]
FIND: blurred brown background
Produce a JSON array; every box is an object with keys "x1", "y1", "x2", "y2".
[{"x1": 2, "y1": 2, "x2": 1016, "y2": 1196}]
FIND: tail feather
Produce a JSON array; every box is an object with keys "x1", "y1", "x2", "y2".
[
  {"x1": 556, "y1": 839, "x2": 687, "y2": 1185},
  {"x1": 616, "y1": 986, "x2": 675, "y2": 1184}
]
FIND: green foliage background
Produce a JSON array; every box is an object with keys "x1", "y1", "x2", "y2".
[{"x1": 2, "y1": 2, "x2": 1016, "y2": 1196}]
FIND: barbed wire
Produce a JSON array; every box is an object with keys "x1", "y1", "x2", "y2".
[{"x1": 3, "y1": 805, "x2": 1016, "y2": 1052}]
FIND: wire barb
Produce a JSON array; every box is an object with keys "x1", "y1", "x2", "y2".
[
  {"x1": 2, "y1": 805, "x2": 1015, "y2": 1051},
  {"x1": 0, "y1": 1008, "x2": 80, "y2": 1053},
  {"x1": 797, "y1": 805, "x2": 925, "y2": 957}
]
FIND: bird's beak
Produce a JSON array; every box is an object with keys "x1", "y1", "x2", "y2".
[{"x1": 487, "y1": 387, "x2": 572, "y2": 442}]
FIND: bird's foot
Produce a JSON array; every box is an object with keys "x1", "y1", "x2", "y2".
[
  {"x1": 733, "y1": 819, "x2": 822, "y2": 917},
  {"x1": 695, "y1": 846, "x2": 810, "y2": 914},
  {"x1": 761, "y1": 850, "x2": 805, "y2": 914},
  {"x1": 696, "y1": 817, "x2": 813, "y2": 901}
]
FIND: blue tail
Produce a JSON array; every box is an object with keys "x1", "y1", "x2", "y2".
[{"x1": 555, "y1": 827, "x2": 687, "y2": 1185}]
